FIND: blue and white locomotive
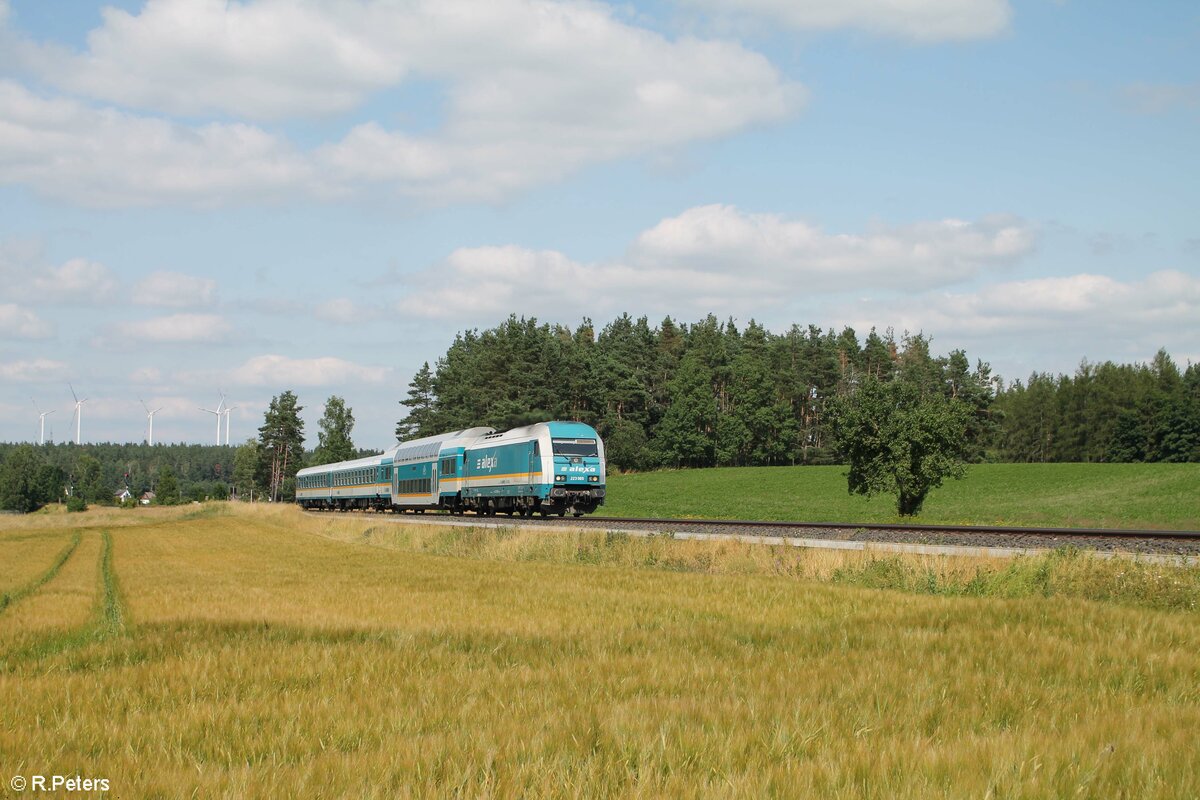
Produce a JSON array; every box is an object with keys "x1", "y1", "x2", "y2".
[{"x1": 295, "y1": 421, "x2": 606, "y2": 517}]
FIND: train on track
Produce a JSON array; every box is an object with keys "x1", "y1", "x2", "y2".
[{"x1": 295, "y1": 421, "x2": 606, "y2": 517}]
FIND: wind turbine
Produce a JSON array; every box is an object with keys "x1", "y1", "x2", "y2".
[
  {"x1": 199, "y1": 393, "x2": 225, "y2": 446},
  {"x1": 69, "y1": 384, "x2": 88, "y2": 445},
  {"x1": 222, "y1": 405, "x2": 237, "y2": 445},
  {"x1": 140, "y1": 398, "x2": 163, "y2": 446},
  {"x1": 32, "y1": 398, "x2": 55, "y2": 445}
]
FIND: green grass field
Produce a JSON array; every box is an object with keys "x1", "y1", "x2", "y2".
[
  {"x1": 603, "y1": 463, "x2": 1200, "y2": 529},
  {"x1": 2, "y1": 504, "x2": 1200, "y2": 797}
]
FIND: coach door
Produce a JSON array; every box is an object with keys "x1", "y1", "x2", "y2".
[{"x1": 528, "y1": 441, "x2": 540, "y2": 492}]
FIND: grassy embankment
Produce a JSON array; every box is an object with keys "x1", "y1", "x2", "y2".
[
  {"x1": 603, "y1": 462, "x2": 1200, "y2": 529},
  {"x1": 2, "y1": 503, "x2": 1200, "y2": 797}
]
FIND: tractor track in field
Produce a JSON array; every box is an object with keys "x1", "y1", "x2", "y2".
[
  {"x1": 308, "y1": 509, "x2": 1200, "y2": 560},
  {"x1": 0, "y1": 531, "x2": 83, "y2": 614}
]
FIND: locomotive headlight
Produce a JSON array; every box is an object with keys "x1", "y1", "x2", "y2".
[
  {"x1": 555, "y1": 475, "x2": 566, "y2": 482},
  {"x1": 588, "y1": 476, "x2": 599, "y2": 482}
]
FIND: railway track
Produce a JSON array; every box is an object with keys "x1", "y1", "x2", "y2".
[
  {"x1": 529, "y1": 515, "x2": 1200, "y2": 557},
  {"x1": 311, "y1": 509, "x2": 1200, "y2": 559}
]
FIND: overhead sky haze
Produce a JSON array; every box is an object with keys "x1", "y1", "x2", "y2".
[{"x1": 0, "y1": 0, "x2": 1197, "y2": 447}]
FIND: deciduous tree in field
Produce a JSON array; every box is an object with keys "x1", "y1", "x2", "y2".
[
  {"x1": 259, "y1": 391, "x2": 305, "y2": 503},
  {"x1": 830, "y1": 377, "x2": 972, "y2": 516}
]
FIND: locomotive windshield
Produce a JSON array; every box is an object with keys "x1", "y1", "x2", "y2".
[{"x1": 551, "y1": 438, "x2": 599, "y2": 457}]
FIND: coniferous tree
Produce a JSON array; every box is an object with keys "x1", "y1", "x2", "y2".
[
  {"x1": 653, "y1": 351, "x2": 717, "y2": 468},
  {"x1": 896, "y1": 332, "x2": 942, "y2": 397},
  {"x1": 432, "y1": 333, "x2": 481, "y2": 431},
  {"x1": 383, "y1": 313, "x2": 1194, "y2": 469},
  {"x1": 155, "y1": 466, "x2": 180, "y2": 505},
  {"x1": 0, "y1": 445, "x2": 58, "y2": 512},
  {"x1": 941, "y1": 350, "x2": 997, "y2": 462},
  {"x1": 312, "y1": 396, "x2": 356, "y2": 465},
  {"x1": 258, "y1": 391, "x2": 305, "y2": 502},
  {"x1": 792, "y1": 325, "x2": 841, "y2": 463},
  {"x1": 76, "y1": 454, "x2": 109, "y2": 504},
  {"x1": 232, "y1": 439, "x2": 265, "y2": 500},
  {"x1": 860, "y1": 327, "x2": 896, "y2": 382},
  {"x1": 727, "y1": 321, "x2": 792, "y2": 465},
  {"x1": 563, "y1": 319, "x2": 599, "y2": 424}
]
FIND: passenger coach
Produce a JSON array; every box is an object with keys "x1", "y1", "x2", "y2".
[{"x1": 296, "y1": 421, "x2": 606, "y2": 517}]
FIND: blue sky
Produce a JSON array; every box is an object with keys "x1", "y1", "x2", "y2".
[{"x1": 0, "y1": 0, "x2": 1196, "y2": 447}]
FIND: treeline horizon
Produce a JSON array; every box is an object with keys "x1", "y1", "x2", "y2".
[
  {"x1": 3, "y1": 313, "x2": 1197, "y2": 509},
  {"x1": 397, "y1": 314, "x2": 1200, "y2": 469},
  {"x1": 0, "y1": 440, "x2": 380, "y2": 507}
]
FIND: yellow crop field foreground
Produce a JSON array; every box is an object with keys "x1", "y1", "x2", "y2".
[{"x1": 2, "y1": 504, "x2": 1200, "y2": 798}]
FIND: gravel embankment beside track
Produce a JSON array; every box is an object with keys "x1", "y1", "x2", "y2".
[
  {"x1": 333, "y1": 510, "x2": 1200, "y2": 559},
  {"x1": 542, "y1": 517, "x2": 1200, "y2": 557}
]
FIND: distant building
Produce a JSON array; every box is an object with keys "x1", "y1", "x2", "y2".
[
  {"x1": 114, "y1": 488, "x2": 133, "y2": 503},
  {"x1": 139, "y1": 491, "x2": 156, "y2": 505}
]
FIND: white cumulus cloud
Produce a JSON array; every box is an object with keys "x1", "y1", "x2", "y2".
[
  {"x1": 15, "y1": 0, "x2": 407, "y2": 121},
  {"x1": 113, "y1": 313, "x2": 232, "y2": 343},
  {"x1": 315, "y1": 298, "x2": 383, "y2": 324},
  {"x1": 0, "y1": 81, "x2": 321, "y2": 207},
  {"x1": 831, "y1": 270, "x2": 1200, "y2": 376},
  {"x1": 397, "y1": 206, "x2": 1035, "y2": 320},
  {"x1": 0, "y1": 303, "x2": 53, "y2": 338},
  {"x1": 27, "y1": 257, "x2": 118, "y2": 302},
  {"x1": 0, "y1": 240, "x2": 116, "y2": 304},
  {"x1": 0, "y1": 1, "x2": 801, "y2": 206},
  {"x1": 229, "y1": 354, "x2": 392, "y2": 387},
  {"x1": 133, "y1": 270, "x2": 217, "y2": 308},
  {"x1": 630, "y1": 205, "x2": 1033, "y2": 289},
  {"x1": 0, "y1": 358, "x2": 68, "y2": 382}
]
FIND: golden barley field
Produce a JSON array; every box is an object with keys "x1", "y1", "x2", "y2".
[{"x1": 2, "y1": 504, "x2": 1199, "y2": 798}]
